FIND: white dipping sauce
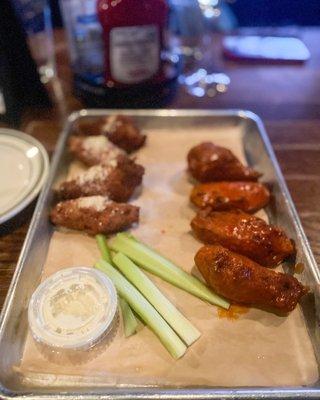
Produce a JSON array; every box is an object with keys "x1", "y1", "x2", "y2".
[{"x1": 28, "y1": 267, "x2": 118, "y2": 351}]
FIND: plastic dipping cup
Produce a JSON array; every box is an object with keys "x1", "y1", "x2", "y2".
[{"x1": 28, "y1": 267, "x2": 118, "y2": 357}]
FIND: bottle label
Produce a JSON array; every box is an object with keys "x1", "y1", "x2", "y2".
[
  {"x1": 74, "y1": 14, "x2": 104, "y2": 77},
  {"x1": 110, "y1": 25, "x2": 159, "y2": 84},
  {"x1": 60, "y1": 0, "x2": 104, "y2": 81}
]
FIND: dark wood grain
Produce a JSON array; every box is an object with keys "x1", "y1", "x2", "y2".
[{"x1": 0, "y1": 28, "x2": 319, "y2": 310}]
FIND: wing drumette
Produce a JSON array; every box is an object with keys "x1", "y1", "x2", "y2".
[
  {"x1": 191, "y1": 209, "x2": 295, "y2": 267},
  {"x1": 56, "y1": 157, "x2": 144, "y2": 202},
  {"x1": 74, "y1": 115, "x2": 146, "y2": 153},
  {"x1": 190, "y1": 181, "x2": 270, "y2": 213},
  {"x1": 68, "y1": 135, "x2": 126, "y2": 166},
  {"x1": 187, "y1": 142, "x2": 261, "y2": 182},
  {"x1": 195, "y1": 244, "x2": 307, "y2": 313},
  {"x1": 50, "y1": 196, "x2": 139, "y2": 235}
]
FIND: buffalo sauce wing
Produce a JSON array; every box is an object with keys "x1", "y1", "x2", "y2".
[
  {"x1": 195, "y1": 244, "x2": 307, "y2": 313},
  {"x1": 191, "y1": 209, "x2": 295, "y2": 267},
  {"x1": 187, "y1": 142, "x2": 261, "y2": 182},
  {"x1": 190, "y1": 181, "x2": 270, "y2": 213}
]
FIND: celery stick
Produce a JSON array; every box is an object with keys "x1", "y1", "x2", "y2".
[
  {"x1": 113, "y1": 252, "x2": 200, "y2": 346},
  {"x1": 96, "y1": 236, "x2": 138, "y2": 336},
  {"x1": 117, "y1": 233, "x2": 227, "y2": 299},
  {"x1": 121, "y1": 232, "x2": 138, "y2": 241},
  {"x1": 95, "y1": 260, "x2": 187, "y2": 359},
  {"x1": 119, "y1": 297, "x2": 138, "y2": 337},
  {"x1": 109, "y1": 233, "x2": 229, "y2": 310},
  {"x1": 96, "y1": 234, "x2": 111, "y2": 263}
]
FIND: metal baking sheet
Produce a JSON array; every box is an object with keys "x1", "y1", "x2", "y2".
[{"x1": 0, "y1": 109, "x2": 319, "y2": 399}]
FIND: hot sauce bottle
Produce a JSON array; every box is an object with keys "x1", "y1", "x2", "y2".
[{"x1": 97, "y1": 0, "x2": 168, "y2": 88}]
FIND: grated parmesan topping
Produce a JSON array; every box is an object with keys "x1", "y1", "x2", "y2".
[
  {"x1": 210, "y1": 153, "x2": 219, "y2": 162},
  {"x1": 82, "y1": 136, "x2": 110, "y2": 152},
  {"x1": 82, "y1": 135, "x2": 124, "y2": 164},
  {"x1": 77, "y1": 196, "x2": 111, "y2": 212},
  {"x1": 102, "y1": 158, "x2": 118, "y2": 169},
  {"x1": 102, "y1": 115, "x2": 118, "y2": 134},
  {"x1": 72, "y1": 164, "x2": 114, "y2": 185}
]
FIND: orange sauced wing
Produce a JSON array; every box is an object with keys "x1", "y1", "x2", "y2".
[
  {"x1": 195, "y1": 244, "x2": 307, "y2": 313},
  {"x1": 187, "y1": 142, "x2": 261, "y2": 182},
  {"x1": 190, "y1": 181, "x2": 270, "y2": 213},
  {"x1": 191, "y1": 209, "x2": 295, "y2": 267}
]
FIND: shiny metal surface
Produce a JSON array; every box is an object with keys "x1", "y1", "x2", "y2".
[{"x1": 0, "y1": 109, "x2": 319, "y2": 399}]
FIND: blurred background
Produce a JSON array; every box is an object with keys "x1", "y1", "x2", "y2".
[
  {"x1": 47, "y1": 0, "x2": 320, "y2": 29},
  {"x1": 2, "y1": 0, "x2": 319, "y2": 119}
]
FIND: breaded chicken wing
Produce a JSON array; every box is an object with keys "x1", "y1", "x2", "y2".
[
  {"x1": 195, "y1": 244, "x2": 307, "y2": 313},
  {"x1": 69, "y1": 135, "x2": 126, "y2": 166},
  {"x1": 74, "y1": 115, "x2": 146, "y2": 153},
  {"x1": 190, "y1": 181, "x2": 270, "y2": 213},
  {"x1": 50, "y1": 196, "x2": 139, "y2": 235},
  {"x1": 191, "y1": 209, "x2": 295, "y2": 267},
  {"x1": 56, "y1": 158, "x2": 144, "y2": 202},
  {"x1": 104, "y1": 115, "x2": 146, "y2": 153},
  {"x1": 187, "y1": 142, "x2": 261, "y2": 182}
]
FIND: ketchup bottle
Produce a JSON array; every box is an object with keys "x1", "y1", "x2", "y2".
[{"x1": 97, "y1": 0, "x2": 168, "y2": 88}]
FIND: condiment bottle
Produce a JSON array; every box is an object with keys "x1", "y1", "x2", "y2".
[
  {"x1": 0, "y1": 0, "x2": 51, "y2": 126},
  {"x1": 97, "y1": 0, "x2": 169, "y2": 88}
]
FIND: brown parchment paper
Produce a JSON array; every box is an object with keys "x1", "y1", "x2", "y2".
[{"x1": 18, "y1": 126, "x2": 318, "y2": 387}]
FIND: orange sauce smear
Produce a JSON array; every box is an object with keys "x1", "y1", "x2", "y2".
[
  {"x1": 294, "y1": 262, "x2": 305, "y2": 274},
  {"x1": 217, "y1": 304, "x2": 249, "y2": 320}
]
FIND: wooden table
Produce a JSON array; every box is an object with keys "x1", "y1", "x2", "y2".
[{"x1": 0, "y1": 28, "x2": 319, "y2": 310}]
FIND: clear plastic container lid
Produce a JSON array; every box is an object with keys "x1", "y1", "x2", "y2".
[{"x1": 28, "y1": 267, "x2": 118, "y2": 351}]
